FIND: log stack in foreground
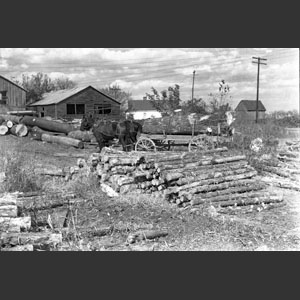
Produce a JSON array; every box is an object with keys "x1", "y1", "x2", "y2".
[
  {"x1": 74, "y1": 147, "x2": 283, "y2": 211},
  {"x1": 0, "y1": 193, "x2": 62, "y2": 251}
]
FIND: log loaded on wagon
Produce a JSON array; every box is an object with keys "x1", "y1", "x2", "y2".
[{"x1": 135, "y1": 111, "x2": 235, "y2": 152}]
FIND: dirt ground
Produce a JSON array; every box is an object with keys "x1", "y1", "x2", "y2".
[{"x1": 1, "y1": 134, "x2": 300, "y2": 251}]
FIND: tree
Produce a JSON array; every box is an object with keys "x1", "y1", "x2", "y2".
[
  {"x1": 146, "y1": 84, "x2": 181, "y2": 117},
  {"x1": 181, "y1": 98, "x2": 207, "y2": 115},
  {"x1": 13, "y1": 73, "x2": 77, "y2": 104},
  {"x1": 97, "y1": 84, "x2": 133, "y2": 116},
  {"x1": 53, "y1": 77, "x2": 77, "y2": 90},
  {"x1": 206, "y1": 80, "x2": 232, "y2": 114}
]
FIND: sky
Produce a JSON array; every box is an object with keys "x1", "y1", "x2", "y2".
[{"x1": 0, "y1": 48, "x2": 299, "y2": 112}]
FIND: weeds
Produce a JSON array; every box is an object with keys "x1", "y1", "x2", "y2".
[{"x1": 0, "y1": 150, "x2": 42, "y2": 193}]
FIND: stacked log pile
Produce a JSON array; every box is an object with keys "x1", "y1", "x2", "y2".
[
  {"x1": 142, "y1": 113, "x2": 231, "y2": 135},
  {"x1": 0, "y1": 113, "x2": 86, "y2": 149},
  {"x1": 74, "y1": 147, "x2": 282, "y2": 211},
  {"x1": 0, "y1": 193, "x2": 63, "y2": 251},
  {"x1": 257, "y1": 140, "x2": 300, "y2": 192}
]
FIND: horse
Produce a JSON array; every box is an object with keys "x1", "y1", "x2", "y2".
[{"x1": 80, "y1": 114, "x2": 142, "y2": 152}]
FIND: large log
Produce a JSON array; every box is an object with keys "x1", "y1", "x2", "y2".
[
  {"x1": 156, "y1": 156, "x2": 247, "y2": 172},
  {"x1": 119, "y1": 184, "x2": 140, "y2": 194},
  {"x1": 21, "y1": 116, "x2": 75, "y2": 134},
  {"x1": 31, "y1": 126, "x2": 66, "y2": 136},
  {"x1": 127, "y1": 230, "x2": 168, "y2": 244},
  {"x1": 68, "y1": 130, "x2": 91, "y2": 142},
  {"x1": 158, "y1": 160, "x2": 249, "y2": 174},
  {"x1": 175, "y1": 167, "x2": 253, "y2": 186},
  {"x1": 10, "y1": 124, "x2": 28, "y2": 137},
  {"x1": 186, "y1": 183, "x2": 265, "y2": 203},
  {"x1": 109, "y1": 157, "x2": 145, "y2": 167},
  {"x1": 212, "y1": 155, "x2": 247, "y2": 164},
  {"x1": 1, "y1": 244, "x2": 34, "y2": 251},
  {"x1": 41, "y1": 133, "x2": 84, "y2": 149},
  {"x1": 0, "y1": 193, "x2": 18, "y2": 206},
  {"x1": 0, "y1": 114, "x2": 23, "y2": 124},
  {"x1": 3, "y1": 120, "x2": 14, "y2": 128},
  {"x1": 0, "y1": 125, "x2": 9, "y2": 135},
  {"x1": 0, "y1": 205, "x2": 18, "y2": 217},
  {"x1": 0, "y1": 216, "x2": 31, "y2": 232},
  {"x1": 260, "y1": 165, "x2": 296, "y2": 179},
  {"x1": 216, "y1": 195, "x2": 283, "y2": 208},
  {"x1": 164, "y1": 171, "x2": 257, "y2": 196},
  {"x1": 0, "y1": 232, "x2": 62, "y2": 247},
  {"x1": 160, "y1": 162, "x2": 250, "y2": 182},
  {"x1": 19, "y1": 197, "x2": 77, "y2": 211},
  {"x1": 177, "y1": 177, "x2": 258, "y2": 199},
  {"x1": 190, "y1": 189, "x2": 267, "y2": 206},
  {"x1": 34, "y1": 167, "x2": 66, "y2": 177},
  {"x1": 7, "y1": 110, "x2": 38, "y2": 116}
]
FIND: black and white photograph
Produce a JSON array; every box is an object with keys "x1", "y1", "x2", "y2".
[{"x1": 0, "y1": 48, "x2": 299, "y2": 251}]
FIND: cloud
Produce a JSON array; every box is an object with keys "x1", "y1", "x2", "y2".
[{"x1": 0, "y1": 48, "x2": 298, "y2": 111}]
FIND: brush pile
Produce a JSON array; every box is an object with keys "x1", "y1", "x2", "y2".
[
  {"x1": 256, "y1": 139, "x2": 300, "y2": 191},
  {"x1": 0, "y1": 192, "x2": 63, "y2": 251},
  {"x1": 72, "y1": 147, "x2": 283, "y2": 211}
]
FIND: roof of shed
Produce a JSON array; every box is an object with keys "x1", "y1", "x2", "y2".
[
  {"x1": 235, "y1": 100, "x2": 266, "y2": 112},
  {"x1": 29, "y1": 85, "x2": 120, "y2": 106},
  {"x1": 0, "y1": 75, "x2": 28, "y2": 92}
]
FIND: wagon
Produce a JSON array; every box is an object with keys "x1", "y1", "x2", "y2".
[{"x1": 135, "y1": 113, "x2": 235, "y2": 152}]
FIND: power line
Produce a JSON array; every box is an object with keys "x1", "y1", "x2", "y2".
[{"x1": 252, "y1": 56, "x2": 268, "y2": 123}]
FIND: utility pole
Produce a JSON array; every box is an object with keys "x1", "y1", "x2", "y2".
[
  {"x1": 252, "y1": 57, "x2": 267, "y2": 123},
  {"x1": 191, "y1": 70, "x2": 196, "y2": 105}
]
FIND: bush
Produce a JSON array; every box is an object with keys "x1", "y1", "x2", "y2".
[{"x1": 227, "y1": 119, "x2": 283, "y2": 155}]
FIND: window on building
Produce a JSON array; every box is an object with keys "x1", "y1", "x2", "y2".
[
  {"x1": 67, "y1": 104, "x2": 76, "y2": 114},
  {"x1": 94, "y1": 104, "x2": 112, "y2": 115},
  {"x1": 76, "y1": 104, "x2": 85, "y2": 115},
  {"x1": 0, "y1": 91, "x2": 7, "y2": 103},
  {"x1": 66, "y1": 104, "x2": 85, "y2": 115}
]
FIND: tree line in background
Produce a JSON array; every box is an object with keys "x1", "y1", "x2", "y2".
[
  {"x1": 13, "y1": 73, "x2": 77, "y2": 104},
  {"x1": 11, "y1": 73, "x2": 299, "y2": 123},
  {"x1": 146, "y1": 82, "x2": 233, "y2": 117},
  {"x1": 12, "y1": 73, "x2": 232, "y2": 117}
]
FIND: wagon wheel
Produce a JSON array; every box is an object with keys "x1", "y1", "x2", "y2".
[
  {"x1": 135, "y1": 137, "x2": 157, "y2": 152},
  {"x1": 188, "y1": 135, "x2": 216, "y2": 152}
]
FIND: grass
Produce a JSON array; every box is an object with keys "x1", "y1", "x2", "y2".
[
  {"x1": 0, "y1": 148, "x2": 42, "y2": 194},
  {"x1": 1, "y1": 130, "x2": 300, "y2": 251}
]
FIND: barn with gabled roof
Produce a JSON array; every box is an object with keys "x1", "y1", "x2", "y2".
[
  {"x1": 29, "y1": 85, "x2": 121, "y2": 119},
  {"x1": 235, "y1": 100, "x2": 266, "y2": 121},
  {"x1": 0, "y1": 74, "x2": 27, "y2": 112}
]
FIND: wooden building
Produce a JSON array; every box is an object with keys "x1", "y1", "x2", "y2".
[
  {"x1": 0, "y1": 75, "x2": 27, "y2": 111},
  {"x1": 235, "y1": 100, "x2": 266, "y2": 121},
  {"x1": 29, "y1": 86, "x2": 121, "y2": 119}
]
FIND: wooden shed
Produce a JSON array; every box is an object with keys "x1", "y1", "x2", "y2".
[
  {"x1": 235, "y1": 100, "x2": 266, "y2": 121},
  {"x1": 29, "y1": 86, "x2": 121, "y2": 120},
  {"x1": 0, "y1": 75, "x2": 27, "y2": 111}
]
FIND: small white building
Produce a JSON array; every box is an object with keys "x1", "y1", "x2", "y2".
[{"x1": 127, "y1": 100, "x2": 162, "y2": 120}]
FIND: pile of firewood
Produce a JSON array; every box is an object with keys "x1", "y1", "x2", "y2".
[
  {"x1": 75, "y1": 147, "x2": 283, "y2": 211},
  {"x1": 0, "y1": 193, "x2": 63, "y2": 251}
]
